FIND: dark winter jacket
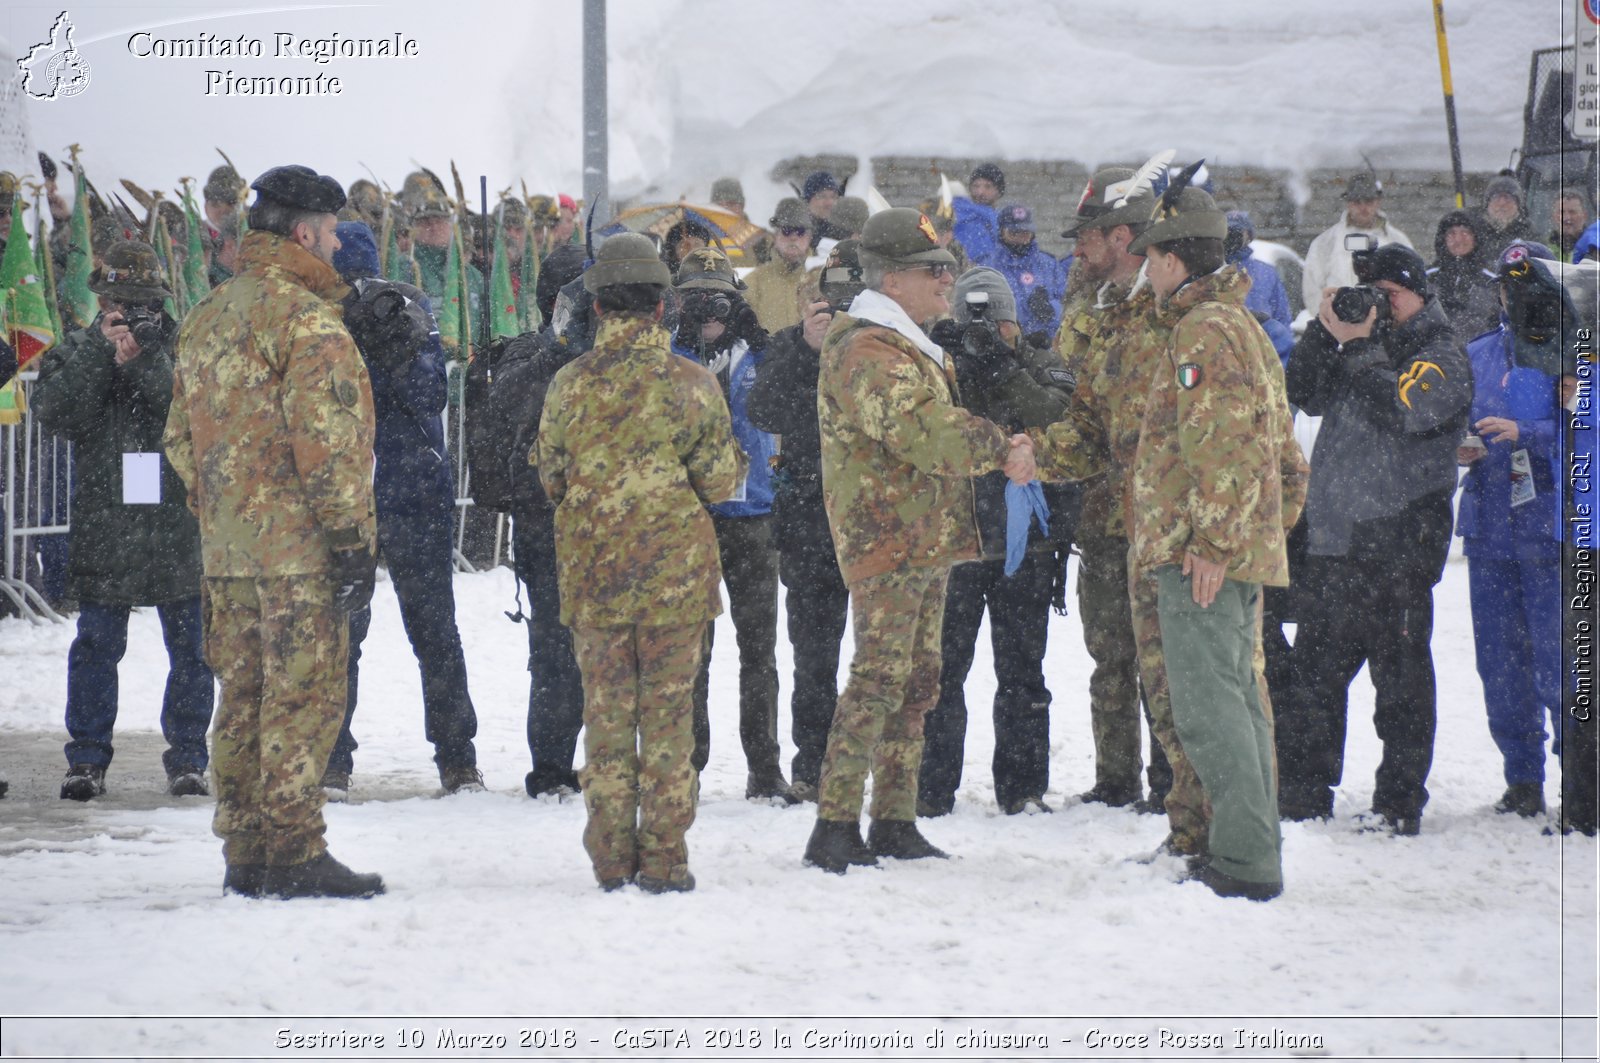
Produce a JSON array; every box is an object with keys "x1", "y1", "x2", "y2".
[
  {"x1": 747, "y1": 322, "x2": 833, "y2": 558},
  {"x1": 974, "y1": 238, "x2": 1068, "y2": 339},
  {"x1": 1428, "y1": 211, "x2": 1501, "y2": 349},
  {"x1": 1474, "y1": 211, "x2": 1533, "y2": 265},
  {"x1": 1456, "y1": 323, "x2": 1560, "y2": 560},
  {"x1": 30, "y1": 320, "x2": 202, "y2": 604},
  {"x1": 1286, "y1": 297, "x2": 1472, "y2": 581}
]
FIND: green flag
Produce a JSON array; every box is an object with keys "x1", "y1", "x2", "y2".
[
  {"x1": 1, "y1": 196, "x2": 57, "y2": 369},
  {"x1": 151, "y1": 212, "x2": 183, "y2": 320},
  {"x1": 179, "y1": 187, "x2": 210, "y2": 306},
  {"x1": 519, "y1": 224, "x2": 541, "y2": 332},
  {"x1": 60, "y1": 165, "x2": 97, "y2": 328},
  {"x1": 487, "y1": 216, "x2": 518, "y2": 341},
  {"x1": 33, "y1": 193, "x2": 62, "y2": 338},
  {"x1": 436, "y1": 219, "x2": 467, "y2": 356}
]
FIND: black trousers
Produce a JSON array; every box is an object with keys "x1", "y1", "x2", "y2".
[
  {"x1": 512, "y1": 508, "x2": 585, "y2": 785},
  {"x1": 779, "y1": 542, "x2": 849, "y2": 788},
  {"x1": 920, "y1": 552, "x2": 1055, "y2": 811},
  {"x1": 1276, "y1": 554, "x2": 1438, "y2": 818},
  {"x1": 692, "y1": 514, "x2": 782, "y2": 776},
  {"x1": 339, "y1": 508, "x2": 478, "y2": 774}
]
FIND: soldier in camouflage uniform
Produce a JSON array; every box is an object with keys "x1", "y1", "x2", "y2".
[
  {"x1": 1036, "y1": 170, "x2": 1210, "y2": 858},
  {"x1": 1127, "y1": 187, "x2": 1308, "y2": 899},
  {"x1": 802, "y1": 209, "x2": 1031, "y2": 873},
  {"x1": 535, "y1": 233, "x2": 747, "y2": 894},
  {"x1": 165, "y1": 165, "x2": 384, "y2": 901}
]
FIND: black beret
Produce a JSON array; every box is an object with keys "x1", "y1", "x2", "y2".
[{"x1": 250, "y1": 164, "x2": 346, "y2": 213}]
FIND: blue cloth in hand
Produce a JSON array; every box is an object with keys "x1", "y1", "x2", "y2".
[{"x1": 1004, "y1": 480, "x2": 1050, "y2": 576}]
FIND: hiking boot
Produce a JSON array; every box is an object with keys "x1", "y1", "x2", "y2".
[
  {"x1": 1077, "y1": 782, "x2": 1140, "y2": 808},
  {"x1": 1356, "y1": 810, "x2": 1421, "y2": 837},
  {"x1": 1279, "y1": 794, "x2": 1333, "y2": 822},
  {"x1": 916, "y1": 795, "x2": 954, "y2": 818},
  {"x1": 439, "y1": 763, "x2": 485, "y2": 794},
  {"x1": 636, "y1": 871, "x2": 696, "y2": 894},
  {"x1": 867, "y1": 818, "x2": 948, "y2": 860},
  {"x1": 1133, "y1": 792, "x2": 1167, "y2": 816},
  {"x1": 167, "y1": 771, "x2": 209, "y2": 798},
  {"x1": 1494, "y1": 783, "x2": 1545, "y2": 818},
  {"x1": 788, "y1": 779, "x2": 819, "y2": 803},
  {"x1": 1193, "y1": 863, "x2": 1282, "y2": 902},
  {"x1": 803, "y1": 818, "x2": 877, "y2": 874},
  {"x1": 60, "y1": 763, "x2": 106, "y2": 802},
  {"x1": 598, "y1": 875, "x2": 633, "y2": 892},
  {"x1": 524, "y1": 768, "x2": 581, "y2": 799},
  {"x1": 264, "y1": 852, "x2": 385, "y2": 899},
  {"x1": 746, "y1": 768, "x2": 800, "y2": 805},
  {"x1": 321, "y1": 768, "x2": 350, "y2": 802},
  {"x1": 222, "y1": 864, "x2": 267, "y2": 898},
  {"x1": 1003, "y1": 795, "x2": 1053, "y2": 816}
]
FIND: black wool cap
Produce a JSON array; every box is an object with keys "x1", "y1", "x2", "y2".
[
  {"x1": 250, "y1": 164, "x2": 346, "y2": 214},
  {"x1": 1356, "y1": 243, "x2": 1429, "y2": 296},
  {"x1": 969, "y1": 162, "x2": 1006, "y2": 196}
]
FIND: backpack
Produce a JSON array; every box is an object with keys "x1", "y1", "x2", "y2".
[{"x1": 464, "y1": 329, "x2": 585, "y2": 514}]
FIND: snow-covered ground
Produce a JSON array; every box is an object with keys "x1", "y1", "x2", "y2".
[{"x1": 0, "y1": 548, "x2": 1593, "y2": 1060}]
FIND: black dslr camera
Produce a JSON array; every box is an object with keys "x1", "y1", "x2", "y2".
[
  {"x1": 679, "y1": 289, "x2": 734, "y2": 329},
  {"x1": 1332, "y1": 234, "x2": 1391, "y2": 325},
  {"x1": 117, "y1": 303, "x2": 169, "y2": 350}
]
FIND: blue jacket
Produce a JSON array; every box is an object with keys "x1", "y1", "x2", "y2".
[
  {"x1": 1573, "y1": 220, "x2": 1600, "y2": 264},
  {"x1": 672, "y1": 335, "x2": 775, "y2": 519},
  {"x1": 1456, "y1": 324, "x2": 1560, "y2": 559},
  {"x1": 953, "y1": 198, "x2": 999, "y2": 264},
  {"x1": 333, "y1": 223, "x2": 454, "y2": 520},
  {"x1": 1228, "y1": 246, "x2": 1295, "y2": 361},
  {"x1": 975, "y1": 238, "x2": 1068, "y2": 338}
]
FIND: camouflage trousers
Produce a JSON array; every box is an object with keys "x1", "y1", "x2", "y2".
[
  {"x1": 1076, "y1": 530, "x2": 1144, "y2": 795},
  {"x1": 1128, "y1": 563, "x2": 1211, "y2": 853},
  {"x1": 572, "y1": 621, "x2": 705, "y2": 886},
  {"x1": 204, "y1": 576, "x2": 348, "y2": 868},
  {"x1": 818, "y1": 565, "x2": 949, "y2": 823}
]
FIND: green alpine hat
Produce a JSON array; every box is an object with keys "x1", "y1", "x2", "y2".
[
  {"x1": 583, "y1": 232, "x2": 672, "y2": 293},
  {"x1": 830, "y1": 196, "x2": 870, "y2": 237},
  {"x1": 495, "y1": 196, "x2": 528, "y2": 227},
  {"x1": 1127, "y1": 187, "x2": 1227, "y2": 255},
  {"x1": 675, "y1": 247, "x2": 742, "y2": 292},
  {"x1": 1063, "y1": 166, "x2": 1146, "y2": 237},
  {"x1": 858, "y1": 208, "x2": 957, "y2": 272},
  {"x1": 769, "y1": 197, "x2": 812, "y2": 231},
  {"x1": 89, "y1": 240, "x2": 172, "y2": 302},
  {"x1": 203, "y1": 165, "x2": 245, "y2": 205}
]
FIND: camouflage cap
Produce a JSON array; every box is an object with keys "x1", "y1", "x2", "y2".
[
  {"x1": 251, "y1": 164, "x2": 345, "y2": 213},
  {"x1": 89, "y1": 240, "x2": 172, "y2": 302},
  {"x1": 1127, "y1": 187, "x2": 1227, "y2": 255},
  {"x1": 1063, "y1": 166, "x2": 1140, "y2": 236},
  {"x1": 769, "y1": 197, "x2": 812, "y2": 231},
  {"x1": 675, "y1": 247, "x2": 742, "y2": 292},
  {"x1": 831, "y1": 196, "x2": 870, "y2": 237},
  {"x1": 1343, "y1": 170, "x2": 1383, "y2": 201},
  {"x1": 203, "y1": 165, "x2": 245, "y2": 205},
  {"x1": 819, "y1": 238, "x2": 867, "y2": 306},
  {"x1": 952, "y1": 266, "x2": 1017, "y2": 324},
  {"x1": 495, "y1": 196, "x2": 528, "y2": 227},
  {"x1": 710, "y1": 177, "x2": 745, "y2": 206},
  {"x1": 858, "y1": 207, "x2": 957, "y2": 271},
  {"x1": 584, "y1": 231, "x2": 673, "y2": 293}
]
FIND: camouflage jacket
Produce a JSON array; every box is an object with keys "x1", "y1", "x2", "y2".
[
  {"x1": 1131, "y1": 266, "x2": 1308, "y2": 585},
  {"x1": 536, "y1": 314, "x2": 747, "y2": 628},
  {"x1": 743, "y1": 256, "x2": 808, "y2": 334},
  {"x1": 818, "y1": 310, "x2": 1011, "y2": 583},
  {"x1": 1039, "y1": 274, "x2": 1170, "y2": 538},
  {"x1": 164, "y1": 230, "x2": 376, "y2": 577}
]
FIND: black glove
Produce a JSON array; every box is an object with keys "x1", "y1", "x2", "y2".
[
  {"x1": 344, "y1": 282, "x2": 426, "y2": 374},
  {"x1": 928, "y1": 319, "x2": 963, "y2": 352},
  {"x1": 730, "y1": 298, "x2": 768, "y2": 351},
  {"x1": 330, "y1": 546, "x2": 377, "y2": 615},
  {"x1": 1026, "y1": 286, "x2": 1055, "y2": 324}
]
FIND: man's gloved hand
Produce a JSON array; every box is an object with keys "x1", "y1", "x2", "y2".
[
  {"x1": 730, "y1": 299, "x2": 768, "y2": 351},
  {"x1": 330, "y1": 545, "x2": 377, "y2": 614},
  {"x1": 344, "y1": 282, "x2": 425, "y2": 374},
  {"x1": 1026, "y1": 286, "x2": 1055, "y2": 324}
]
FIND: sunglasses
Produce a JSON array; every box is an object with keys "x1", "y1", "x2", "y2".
[
  {"x1": 900, "y1": 263, "x2": 951, "y2": 279},
  {"x1": 778, "y1": 226, "x2": 810, "y2": 238}
]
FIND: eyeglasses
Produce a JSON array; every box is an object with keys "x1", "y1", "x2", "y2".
[
  {"x1": 778, "y1": 227, "x2": 810, "y2": 238},
  {"x1": 899, "y1": 263, "x2": 951, "y2": 279}
]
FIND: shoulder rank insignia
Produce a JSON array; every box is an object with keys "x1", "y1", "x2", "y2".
[
  {"x1": 1177, "y1": 363, "x2": 1202, "y2": 389},
  {"x1": 1398, "y1": 361, "x2": 1444, "y2": 408}
]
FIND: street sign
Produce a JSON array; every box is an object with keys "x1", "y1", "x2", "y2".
[{"x1": 1575, "y1": 0, "x2": 1600, "y2": 139}]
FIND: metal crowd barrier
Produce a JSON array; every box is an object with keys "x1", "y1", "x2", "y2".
[
  {"x1": 1, "y1": 371, "x2": 71, "y2": 624},
  {"x1": 442, "y1": 359, "x2": 506, "y2": 572}
]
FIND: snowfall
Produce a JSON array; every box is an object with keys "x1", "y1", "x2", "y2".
[{"x1": 2, "y1": 0, "x2": 1598, "y2": 1060}]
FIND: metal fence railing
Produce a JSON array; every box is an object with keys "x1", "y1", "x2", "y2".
[{"x1": 442, "y1": 359, "x2": 507, "y2": 572}]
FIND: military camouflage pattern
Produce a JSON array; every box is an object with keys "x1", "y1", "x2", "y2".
[
  {"x1": 205, "y1": 576, "x2": 348, "y2": 867},
  {"x1": 743, "y1": 256, "x2": 809, "y2": 333},
  {"x1": 817, "y1": 564, "x2": 949, "y2": 822},
  {"x1": 1075, "y1": 528, "x2": 1143, "y2": 794},
  {"x1": 573, "y1": 622, "x2": 705, "y2": 885},
  {"x1": 1131, "y1": 266, "x2": 1308, "y2": 584},
  {"x1": 165, "y1": 230, "x2": 377, "y2": 577},
  {"x1": 1129, "y1": 564, "x2": 1209, "y2": 851},
  {"x1": 817, "y1": 314, "x2": 1010, "y2": 583},
  {"x1": 536, "y1": 315, "x2": 747, "y2": 628}
]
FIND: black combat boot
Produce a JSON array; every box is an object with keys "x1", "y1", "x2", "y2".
[
  {"x1": 1493, "y1": 783, "x2": 1545, "y2": 818},
  {"x1": 636, "y1": 871, "x2": 696, "y2": 894},
  {"x1": 223, "y1": 864, "x2": 267, "y2": 898},
  {"x1": 803, "y1": 819, "x2": 877, "y2": 874},
  {"x1": 1077, "y1": 782, "x2": 1140, "y2": 808},
  {"x1": 867, "y1": 819, "x2": 948, "y2": 860},
  {"x1": 264, "y1": 853, "x2": 385, "y2": 899}
]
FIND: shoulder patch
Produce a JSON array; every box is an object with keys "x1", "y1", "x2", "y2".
[
  {"x1": 1397, "y1": 360, "x2": 1444, "y2": 408},
  {"x1": 1177, "y1": 362, "x2": 1202, "y2": 389},
  {"x1": 336, "y1": 379, "x2": 359, "y2": 408}
]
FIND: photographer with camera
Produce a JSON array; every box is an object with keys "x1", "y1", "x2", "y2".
[
  {"x1": 31, "y1": 241, "x2": 215, "y2": 802},
  {"x1": 1277, "y1": 242, "x2": 1472, "y2": 835},
  {"x1": 918, "y1": 267, "x2": 1078, "y2": 817},
  {"x1": 669, "y1": 248, "x2": 796, "y2": 804},
  {"x1": 747, "y1": 239, "x2": 864, "y2": 801},
  {"x1": 323, "y1": 221, "x2": 484, "y2": 798}
]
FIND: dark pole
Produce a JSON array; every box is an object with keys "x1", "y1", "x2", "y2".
[
  {"x1": 479, "y1": 175, "x2": 490, "y2": 345},
  {"x1": 1433, "y1": 0, "x2": 1467, "y2": 209},
  {"x1": 583, "y1": 0, "x2": 610, "y2": 229}
]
